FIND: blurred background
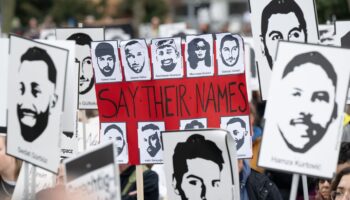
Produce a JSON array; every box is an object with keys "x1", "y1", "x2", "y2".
[{"x1": 1, "y1": 0, "x2": 350, "y2": 39}]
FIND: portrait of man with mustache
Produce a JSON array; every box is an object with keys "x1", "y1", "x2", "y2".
[
  {"x1": 95, "y1": 42, "x2": 116, "y2": 77},
  {"x1": 17, "y1": 47, "x2": 58, "y2": 142},
  {"x1": 277, "y1": 51, "x2": 337, "y2": 153}
]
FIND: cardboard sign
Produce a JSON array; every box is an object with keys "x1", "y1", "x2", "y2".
[
  {"x1": 319, "y1": 24, "x2": 335, "y2": 45},
  {"x1": 162, "y1": 129, "x2": 240, "y2": 200},
  {"x1": 55, "y1": 28, "x2": 104, "y2": 109},
  {"x1": 249, "y1": 0, "x2": 319, "y2": 100},
  {"x1": 105, "y1": 24, "x2": 132, "y2": 41},
  {"x1": 258, "y1": 41, "x2": 350, "y2": 178},
  {"x1": 94, "y1": 34, "x2": 250, "y2": 164},
  {"x1": 64, "y1": 142, "x2": 120, "y2": 200},
  {"x1": 0, "y1": 38, "x2": 8, "y2": 134},
  {"x1": 40, "y1": 29, "x2": 56, "y2": 40},
  {"x1": 159, "y1": 22, "x2": 187, "y2": 38},
  {"x1": 7, "y1": 35, "x2": 68, "y2": 172},
  {"x1": 38, "y1": 40, "x2": 79, "y2": 158}
]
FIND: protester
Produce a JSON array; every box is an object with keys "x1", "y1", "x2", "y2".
[
  {"x1": 0, "y1": 136, "x2": 22, "y2": 200},
  {"x1": 315, "y1": 178, "x2": 332, "y2": 200},
  {"x1": 331, "y1": 167, "x2": 350, "y2": 200},
  {"x1": 120, "y1": 164, "x2": 159, "y2": 200},
  {"x1": 239, "y1": 159, "x2": 283, "y2": 200}
]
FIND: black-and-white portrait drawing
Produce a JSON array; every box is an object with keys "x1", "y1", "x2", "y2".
[
  {"x1": 216, "y1": 33, "x2": 245, "y2": 75},
  {"x1": 56, "y1": 28, "x2": 104, "y2": 109},
  {"x1": 186, "y1": 34, "x2": 214, "y2": 77},
  {"x1": 0, "y1": 39, "x2": 9, "y2": 134},
  {"x1": 100, "y1": 122, "x2": 128, "y2": 164},
  {"x1": 249, "y1": 0, "x2": 319, "y2": 100},
  {"x1": 7, "y1": 35, "x2": 68, "y2": 172},
  {"x1": 91, "y1": 41, "x2": 122, "y2": 83},
  {"x1": 162, "y1": 130, "x2": 240, "y2": 200},
  {"x1": 138, "y1": 121, "x2": 164, "y2": 163},
  {"x1": 17, "y1": 47, "x2": 58, "y2": 142},
  {"x1": 151, "y1": 37, "x2": 183, "y2": 79},
  {"x1": 258, "y1": 41, "x2": 350, "y2": 178},
  {"x1": 120, "y1": 39, "x2": 151, "y2": 81},
  {"x1": 221, "y1": 115, "x2": 252, "y2": 158},
  {"x1": 180, "y1": 118, "x2": 207, "y2": 130}
]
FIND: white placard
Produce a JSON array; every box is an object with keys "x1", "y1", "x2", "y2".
[
  {"x1": 7, "y1": 35, "x2": 68, "y2": 172},
  {"x1": 120, "y1": 39, "x2": 151, "y2": 81},
  {"x1": 55, "y1": 28, "x2": 104, "y2": 109},
  {"x1": 249, "y1": 0, "x2": 319, "y2": 100},
  {"x1": 100, "y1": 122, "x2": 129, "y2": 164},
  {"x1": 64, "y1": 142, "x2": 120, "y2": 200},
  {"x1": 220, "y1": 115, "x2": 252, "y2": 158},
  {"x1": 137, "y1": 121, "x2": 164, "y2": 164},
  {"x1": 91, "y1": 41, "x2": 123, "y2": 83},
  {"x1": 216, "y1": 33, "x2": 245, "y2": 75},
  {"x1": 162, "y1": 129, "x2": 240, "y2": 200},
  {"x1": 0, "y1": 38, "x2": 8, "y2": 134},
  {"x1": 258, "y1": 41, "x2": 350, "y2": 178},
  {"x1": 37, "y1": 40, "x2": 78, "y2": 158},
  {"x1": 159, "y1": 22, "x2": 187, "y2": 38},
  {"x1": 151, "y1": 37, "x2": 183, "y2": 79},
  {"x1": 185, "y1": 34, "x2": 214, "y2": 77}
]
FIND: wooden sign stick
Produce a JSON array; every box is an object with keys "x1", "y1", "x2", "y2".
[{"x1": 136, "y1": 165, "x2": 144, "y2": 200}]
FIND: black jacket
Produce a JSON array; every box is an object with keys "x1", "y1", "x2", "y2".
[
  {"x1": 120, "y1": 166, "x2": 159, "y2": 200},
  {"x1": 246, "y1": 170, "x2": 283, "y2": 200}
]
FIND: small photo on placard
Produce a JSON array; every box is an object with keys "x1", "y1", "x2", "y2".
[
  {"x1": 92, "y1": 41, "x2": 122, "y2": 83},
  {"x1": 100, "y1": 122, "x2": 128, "y2": 164},
  {"x1": 221, "y1": 115, "x2": 252, "y2": 158},
  {"x1": 179, "y1": 118, "x2": 207, "y2": 130},
  {"x1": 138, "y1": 121, "x2": 165, "y2": 164},
  {"x1": 120, "y1": 39, "x2": 151, "y2": 81},
  {"x1": 186, "y1": 34, "x2": 214, "y2": 77},
  {"x1": 151, "y1": 37, "x2": 183, "y2": 79},
  {"x1": 216, "y1": 33, "x2": 245, "y2": 75}
]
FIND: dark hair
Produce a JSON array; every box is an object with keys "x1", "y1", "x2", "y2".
[
  {"x1": 187, "y1": 38, "x2": 211, "y2": 69},
  {"x1": 338, "y1": 142, "x2": 350, "y2": 164},
  {"x1": 172, "y1": 134, "x2": 224, "y2": 195},
  {"x1": 227, "y1": 117, "x2": 246, "y2": 129},
  {"x1": 261, "y1": 0, "x2": 307, "y2": 41},
  {"x1": 331, "y1": 167, "x2": 350, "y2": 192},
  {"x1": 67, "y1": 33, "x2": 92, "y2": 47},
  {"x1": 95, "y1": 42, "x2": 116, "y2": 61},
  {"x1": 124, "y1": 40, "x2": 141, "y2": 55},
  {"x1": 20, "y1": 47, "x2": 56, "y2": 85},
  {"x1": 141, "y1": 123, "x2": 159, "y2": 132},
  {"x1": 104, "y1": 124, "x2": 123, "y2": 135},
  {"x1": 184, "y1": 120, "x2": 205, "y2": 130},
  {"x1": 282, "y1": 51, "x2": 337, "y2": 88}
]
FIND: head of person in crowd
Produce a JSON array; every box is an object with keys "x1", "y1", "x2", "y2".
[
  {"x1": 260, "y1": 0, "x2": 307, "y2": 69},
  {"x1": 331, "y1": 167, "x2": 350, "y2": 200},
  {"x1": 0, "y1": 136, "x2": 22, "y2": 199},
  {"x1": 187, "y1": 38, "x2": 211, "y2": 69},
  {"x1": 220, "y1": 34, "x2": 240, "y2": 67},
  {"x1": 95, "y1": 42, "x2": 116, "y2": 77},
  {"x1": 17, "y1": 47, "x2": 58, "y2": 142},
  {"x1": 172, "y1": 134, "x2": 224, "y2": 200},
  {"x1": 155, "y1": 39, "x2": 180, "y2": 72},
  {"x1": 67, "y1": 33, "x2": 94, "y2": 95},
  {"x1": 337, "y1": 142, "x2": 350, "y2": 173},
  {"x1": 316, "y1": 178, "x2": 332, "y2": 200},
  {"x1": 277, "y1": 52, "x2": 337, "y2": 153},
  {"x1": 124, "y1": 40, "x2": 147, "y2": 74}
]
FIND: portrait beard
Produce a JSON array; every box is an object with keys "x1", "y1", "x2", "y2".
[
  {"x1": 221, "y1": 53, "x2": 239, "y2": 67},
  {"x1": 99, "y1": 62, "x2": 115, "y2": 77},
  {"x1": 17, "y1": 104, "x2": 50, "y2": 142},
  {"x1": 279, "y1": 112, "x2": 332, "y2": 153},
  {"x1": 117, "y1": 142, "x2": 125, "y2": 155},
  {"x1": 235, "y1": 136, "x2": 245, "y2": 150},
  {"x1": 128, "y1": 62, "x2": 145, "y2": 74},
  {"x1": 146, "y1": 132, "x2": 161, "y2": 157},
  {"x1": 161, "y1": 60, "x2": 177, "y2": 72}
]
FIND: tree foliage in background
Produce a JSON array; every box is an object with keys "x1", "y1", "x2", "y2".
[
  {"x1": 316, "y1": 0, "x2": 350, "y2": 23},
  {"x1": 118, "y1": 0, "x2": 169, "y2": 23}
]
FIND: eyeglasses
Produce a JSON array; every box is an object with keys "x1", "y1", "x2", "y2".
[
  {"x1": 320, "y1": 179, "x2": 332, "y2": 184},
  {"x1": 331, "y1": 191, "x2": 350, "y2": 200},
  {"x1": 195, "y1": 45, "x2": 206, "y2": 51}
]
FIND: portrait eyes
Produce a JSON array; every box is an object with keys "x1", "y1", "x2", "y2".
[
  {"x1": 189, "y1": 180, "x2": 198, "y2": 186},
  {"x1": 292, "y1": 91, "x2": 301, "y2": 97},
  {"x1": 312, "y1": 91, "x2": 329, "y2": 103},
  {"x1": 223, "y1": 47, "x2": 230, "y2": 52},
  {"x1": 212, "y1": 180, "x2": 220, "y2": 187},
  {"x1": 20, "y1": 82, "x2": 25, "y2": 95},
  {"x1": 137, "y1": 52, "x2": 142, "y2": 56},
  {"x1": 271, "y1": 34, "x2": 282, "y2": 41},
  {"x1": 31, "y1": 82, "x2": 41, "y2": 98},
  {"x1": 107, "y1": 57, "x2": 113, "y2": 61},
  {"x1": 83, "y1": 57, "x2": 92, "y2": 65},
  {"x1": 288, "y1": 28, "x2": 302, "y2": 40},
  {"x1": 98, "y1": 57, "x2": 105, "y2": 61}
]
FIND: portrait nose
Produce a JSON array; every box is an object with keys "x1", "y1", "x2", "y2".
[
  {"x1": 80, "y1": 75, "x2": 85, "y2": 80},
  {"x1": 200, "y1": 183, "x2": 207, "y2": 200}
]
